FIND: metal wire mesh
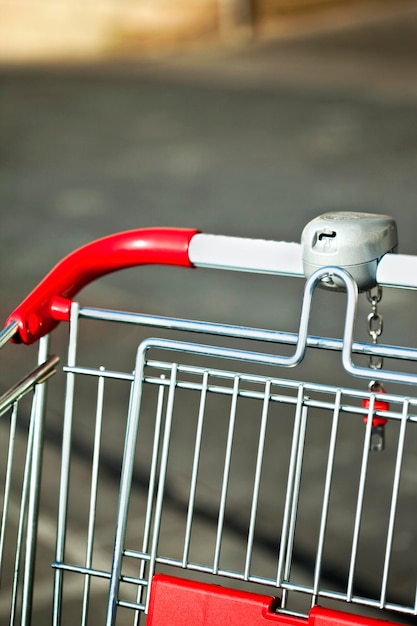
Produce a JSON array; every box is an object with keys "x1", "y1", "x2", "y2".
[{"x1": 51, "y1": 322, "x2": 417, "y2": 624}]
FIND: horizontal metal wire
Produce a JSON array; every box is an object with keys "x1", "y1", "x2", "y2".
[
  {"x1": 64, "y1": 357, "x2": 417, "y2": 403},
  {"x1": 280, "y1": 581, "x2": 417, "y2": 617},
  {"x1": 51, "y1": 561, "x2": 149, "y2": 591},
  {"x1": 63, "y1": 359, "x2": 417, "y2": 423},
  {"x1": 62, "y1": 365, "x2": 134, "y2": 382},
  {"x1": 79, "y1": 306, "x2": 417, "y2": 364},
  {"x1": 51, "y1": 550, "x2": 417, "y2": 619},
  {"x1": 51, "y1": 562, "x2": 111, "y2": 580},
  {"x1": 116, "y1": 599, "x2": 145, "y2": 612}
]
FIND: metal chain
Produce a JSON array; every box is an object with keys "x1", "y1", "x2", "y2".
[
  {"x1": 366, "y1": 285, "x2": 388, "y2": 451},
  {"x1": 367, "y1": 286, "x2": 383, "y2": 372}
]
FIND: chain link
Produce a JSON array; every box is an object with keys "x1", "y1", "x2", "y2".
[{"x1": 366, "y1": 286, "x2": 383, "y2": 371}]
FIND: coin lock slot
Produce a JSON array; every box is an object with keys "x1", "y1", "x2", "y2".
[{"x1": 301, "y1": 212, "x2": 398, "y2": 292}]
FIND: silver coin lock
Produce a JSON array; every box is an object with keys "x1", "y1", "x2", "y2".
[{"x1": 301, "y1": 212, "x2": 398, "y2": 291}]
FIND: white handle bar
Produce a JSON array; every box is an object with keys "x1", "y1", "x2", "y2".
[{"x1": 189, "y1": 234, "x2": 417, "y2": 290}]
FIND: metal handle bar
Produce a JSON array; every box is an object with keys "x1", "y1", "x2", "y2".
[
  {"x1": 0, "y1": 354, "x2": 60, "y2": 417},
  {"x1": 3, "y1": 229, "x2": 415, "y2": 346}
]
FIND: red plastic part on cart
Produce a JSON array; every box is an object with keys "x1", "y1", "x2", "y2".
[
  {"x1": 362, "y1": 389, "x2": 389, "y2": 428},
  {"x1": 5, "y1": 228, "x2": 199, "y2": 345},
  {"x1": 147, "y1": 574, "x2": 402, "y2": 626}
]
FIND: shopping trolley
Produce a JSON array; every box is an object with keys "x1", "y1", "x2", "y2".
[{"x1": 0, "y1": 211, "x2": 417, "y2": 626}]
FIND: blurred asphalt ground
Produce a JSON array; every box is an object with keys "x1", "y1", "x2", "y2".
[{"x1": 1, "y1": 3, "x2": 417, "y2": 624}]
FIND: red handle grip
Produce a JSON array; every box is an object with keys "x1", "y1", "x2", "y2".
[{"x1": 6, "y1": 227, "x2": 199, "y2": 345}]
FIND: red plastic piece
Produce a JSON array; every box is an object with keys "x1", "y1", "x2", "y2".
[
  {"x1": 147, "y1": 574, "x2": 294, "y2": 626},
  {"x1": 147, "y1": 575, "x2": 402, "y2": 626},
  {"x1": 6, "y1": 228, "x2": 199, "y2": 345},
  {"x1": 49, "y1": 296, "x2": 73, "y2": 322},
  {"x1": 309, "y1": 606, "x2": 400, "y2": 626},
  {"x1": 362, "y1": 388, "x2": 389, "y2": 428}
]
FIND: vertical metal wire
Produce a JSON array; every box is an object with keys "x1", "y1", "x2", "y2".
[
  {"x1": 276, "y1": 385, "x2": 307, "y2": 607},
  {"x1": 347, "y1": 394, "x2": 374, "y2": 601},
  {"x1": 105, "y1": 344, "x2": 153, "y2": 626},
  {"x1": 21, "y1": 334, "x2": 50, "y2": 626},
  {"x1": 53, "y1": 303, "x2": 80, "y2": 626},
  {"x1": 0, "y1": 402, "x2": 18, "y2": 583},
  {"x1": 312, "y1": 389, "x2": 342, "y2": 606},
  {"x1": 182, "y1": 371, "x2": 209, "y2": 568},
  {"x1": 213, "y1": 375, "x2": 240, "y2": 575},
  {"x1": 134, "y1": 375, "x2": 166, "y2": 626},
  {"x1": 414, "y1": 576, "x2": 417, "y2": 615},
  {"x1": 81, "y1": 369, "x2": 106, "y2": 626},
  {"x1": 244, "y1": 379, "x2": 271, "y2": 580},
  {"x1": 282, "y1": 405, "x2": 309, "y2": 601},
  {"x1": 379, "y1": 400, "x2": 409, "y2": 608},
  {"x1": 10, "y1": 400, "x2": 36, "y2": 625},
  {"x1": 145, "y1": 364, "x2": 178, "y2": 613}
]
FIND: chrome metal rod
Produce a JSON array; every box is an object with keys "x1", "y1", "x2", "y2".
[
  {"x1": 0, "y1": 321, "x2": 18, "y2": 350},
  {"x1": 21, "y1": 335, "x2": 51, "y2": 626},
  {"x1": 0, "y1": 354, "x2": 60, "y2": 417},
  {"x1": 53, "y1": 303, "x2": 80, "y2": 626},
  {"x1": 80, "y1": 305, "x2": 417, "y2": 363}
]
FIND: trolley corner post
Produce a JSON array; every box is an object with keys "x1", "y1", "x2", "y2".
[
  {"x1": 104, "y1": 341, "x2": 151, "y2": 626},
  {"x1": 21, "y1": 334, "x2": 52, "y2": 626}
]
